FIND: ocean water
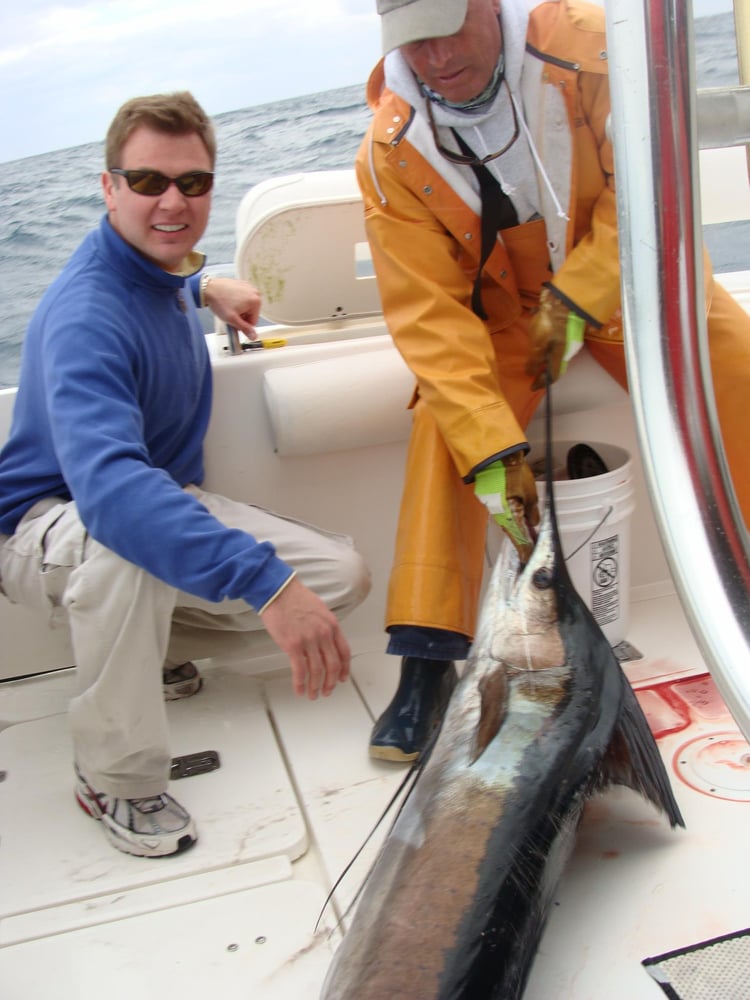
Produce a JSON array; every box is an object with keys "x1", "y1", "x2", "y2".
[{"x1": 0, "y1": 12, "x2": 745, "y2": 390}]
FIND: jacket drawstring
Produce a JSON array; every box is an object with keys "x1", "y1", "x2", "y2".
[
  {"x1": 368, "y1": 135, "x2": 389, "y2": 207},
  {"x1": 510, "y1": 90, "x2": 569, "y2": 221}
]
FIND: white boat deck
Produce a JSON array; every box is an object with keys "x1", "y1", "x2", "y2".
[
  {"x1": 1, "y1": 153, "x2": 749, "y2": 996},
  {"x1": 1, "y1": 585, "x2": 749, "y2": 999}
]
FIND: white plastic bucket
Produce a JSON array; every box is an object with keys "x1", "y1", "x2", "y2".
[{"x1": 529, "y1": 440, "x2": 635, "y2": 647}]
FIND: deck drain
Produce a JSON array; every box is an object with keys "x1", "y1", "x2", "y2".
[{"x1": 673, "y1": 730, "x2": 750, "y2": 801}]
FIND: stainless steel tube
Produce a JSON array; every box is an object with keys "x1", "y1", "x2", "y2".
[
  {"x1": 605, "y1": 0, "x2": 750, "y2": 739},
  {"x1": 696, "y1": 86, "x2": 750, "y2": 149}
]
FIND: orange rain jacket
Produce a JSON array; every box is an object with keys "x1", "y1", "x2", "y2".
[
  {"x1": 356, "y1": 0, "x2": 621, "y2": 483},
  {"x1": 355, "y1": 0, "x2": 750, "y2": 637}
]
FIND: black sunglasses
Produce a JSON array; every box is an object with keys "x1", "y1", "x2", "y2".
[{"x1": 109, "y1": 168, "x2": 214, "y2": 197}]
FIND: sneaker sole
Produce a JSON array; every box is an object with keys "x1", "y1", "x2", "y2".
[
  {"x1": 100, "y1": 816, "x2": 197, "y2": 857},
  {"x1": 75, "y1": 783, "x2": 198, "y2": 858}
]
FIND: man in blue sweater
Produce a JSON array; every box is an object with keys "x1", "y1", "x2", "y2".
[{"x1": 0, "y1": 92, "x2": 370, "y2": 858}]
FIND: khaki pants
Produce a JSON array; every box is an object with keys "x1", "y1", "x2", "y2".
[{"x1": 0, "y1": 486, "x2": 370, "y2": 798}]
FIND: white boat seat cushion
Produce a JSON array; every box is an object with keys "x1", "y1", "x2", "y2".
[
  {"x1": 262, "y1": 345, "x2": 626, "y2": 457},
  {"x1": 262, "y1": 347, "x2": 414, "y2": 456}
]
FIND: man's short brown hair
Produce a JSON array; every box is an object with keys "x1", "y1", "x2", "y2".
[{"x1": 105, "y1": 91, "x2": 217, "y2": 169}]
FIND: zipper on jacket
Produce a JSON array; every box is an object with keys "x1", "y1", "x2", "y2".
[
  {"x1": 525, "y1": 42, "x2": 581, "y2": 72},
  {"x1": 387, "y1": 106, "x2": 416, "y2": 147},
  {"x1": 369, "y1": 105, "x2": 416, "y2": 206}
]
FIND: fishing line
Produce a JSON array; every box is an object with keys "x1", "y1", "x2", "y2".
[
  {"x1": 542, "y1": 368, "x2": 613, "y2": 563},
  {"x1": 564, "y1": 505, "x2": 614, "y2": 562},
  {"x1": 313, "y1": 759, "x2": 422, "y2": 935},
  {"x1": 315, "y1": 707, "x2": 452, "y2": 936},
  {"x1": 544, "y1": 368, "x2": 554, "y2": 501},
  {"x1": 514, "y1": 368, "x2": 556, "y2": 671}
]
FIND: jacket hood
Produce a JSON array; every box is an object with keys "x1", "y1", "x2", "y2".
[{"x1": 365, "y1": 0, "x2": 609, "y2": 110}]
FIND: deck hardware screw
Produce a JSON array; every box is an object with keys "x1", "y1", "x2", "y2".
[
  {"x1": 227, "y1": 943, "x2": 239, "y2": 952},
  {"x1": 255, "y1": 936, "x2": 267, "y2": 945}
]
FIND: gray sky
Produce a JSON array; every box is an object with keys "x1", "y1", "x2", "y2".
[{"x1": 1, "y1": 0, "x2": 735, "y2": 163}]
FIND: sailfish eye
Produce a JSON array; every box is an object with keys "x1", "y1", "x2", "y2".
[{"x1": 532, "y1": 567, "x2": 554, "y2": 590}]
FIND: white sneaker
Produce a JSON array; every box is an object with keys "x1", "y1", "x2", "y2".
[{"x1": 75, "y1": 766, "x2": 198, "y2": 858}]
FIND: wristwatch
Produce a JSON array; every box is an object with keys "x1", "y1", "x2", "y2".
[{"x1": 199, "y1": 272, "x2": 213, "y2": 308}]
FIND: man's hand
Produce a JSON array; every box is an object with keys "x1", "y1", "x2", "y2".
[
  {"x1": 527, "y1": 286, "x2": 585, "y2": 390},
  {"x1": 474, "y1": 453, "x2": 539, "y2": 563},
  {"x1": 260, "y1": 576, "x2": 351, "y2": 700},
  {"x1": 203, "y1": 277, "x2": 262, "y2": 339}
]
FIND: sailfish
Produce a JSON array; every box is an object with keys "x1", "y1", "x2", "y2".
[{"x1": 320, "y1": 380, "x2": 684, "y2": 999}]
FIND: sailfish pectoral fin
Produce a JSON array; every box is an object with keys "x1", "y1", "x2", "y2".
[
  {"x1": 470, "y1": 668, "x2": 509, "y2": 763},
  {"x1": 598, "y1": 676, "x2": 685, "y2": 829}
]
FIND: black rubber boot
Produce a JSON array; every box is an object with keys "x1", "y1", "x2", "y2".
[{"x1": 369, "y1": 657, "x2": 458, "y2": 762}]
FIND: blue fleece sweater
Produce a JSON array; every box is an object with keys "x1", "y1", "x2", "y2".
[{"x1": 0, "y1": 216, "x2": 292, "y2": 610}]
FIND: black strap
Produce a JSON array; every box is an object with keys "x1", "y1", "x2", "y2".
[{"x1": 452, "y1": 130, "x2": 518, "y2": 319}]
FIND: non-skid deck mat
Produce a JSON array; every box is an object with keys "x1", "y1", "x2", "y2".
[{"x1": 643, "y1": 927, "x2": 750, "y2": 999}]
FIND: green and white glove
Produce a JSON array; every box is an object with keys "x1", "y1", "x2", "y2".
[
  {"x1": 474, "y1": 453, "x2": 539, "y2": 561},
  {"x1": 527, "y1": 286, "x2": 586, "y2": 391}
]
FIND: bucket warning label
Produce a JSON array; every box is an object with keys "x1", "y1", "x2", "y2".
[{"x1": 591, "y1": 534, "x2": 619, "y2": 626}]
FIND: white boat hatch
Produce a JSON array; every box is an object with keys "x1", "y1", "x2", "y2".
[{"x1": 234, "y1": 171, "x2": 382, "y2": 327}]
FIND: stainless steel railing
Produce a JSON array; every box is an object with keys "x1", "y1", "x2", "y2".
[
  {"x1": 696, "y1": 86, "x2": 750, "y2": 149},
  {"x1": 695, "y1": 0, "x2": 750, "y2": 156},
  {"x1": 605, "y1": 0, "x2": 750, "y2": 740},
  {"x1": 737, "y1": 0, "x2": 750, "y2": 88},
  {"x1": 735, "y1": 0, "x2": 750, "y2": 175}
]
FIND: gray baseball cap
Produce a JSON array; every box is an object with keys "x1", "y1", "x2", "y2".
[{"x1": 376, "y1": 0, "x2": 469, "y2": 54}]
